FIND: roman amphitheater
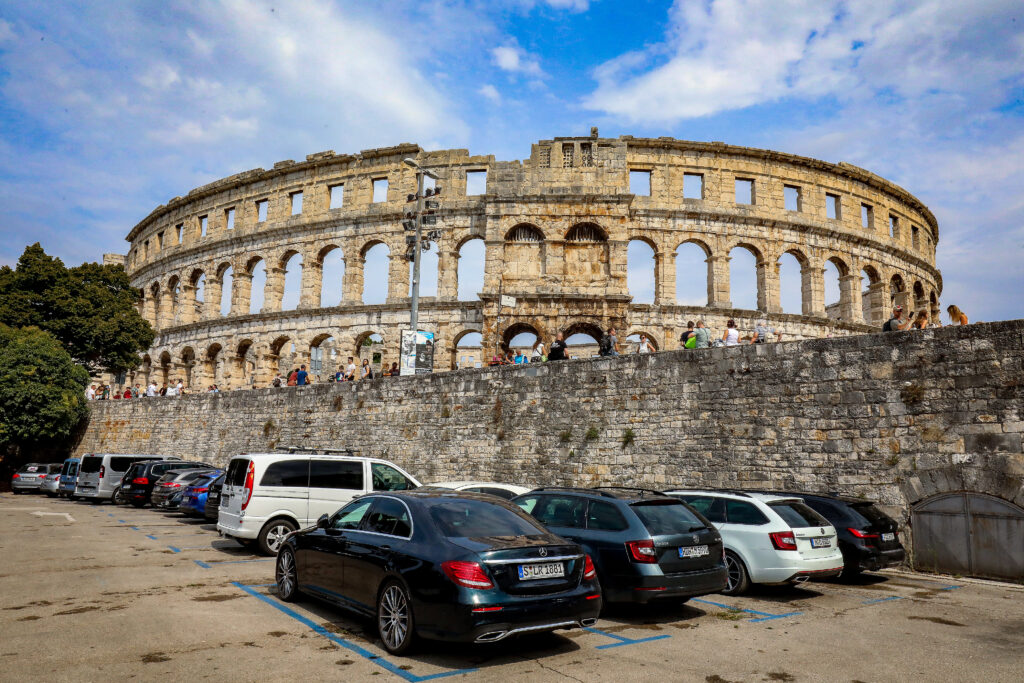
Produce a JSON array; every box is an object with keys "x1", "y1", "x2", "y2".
[{"x1": 121, "y1": 131, "x2": 941, "y2": 389}]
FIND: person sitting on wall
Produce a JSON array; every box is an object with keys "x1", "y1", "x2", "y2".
[
  {"x1": 548, "y1": 332, "x2": 567, "y2": 361},
  {"x1": 882, "y1": 305, "x2": 913, "y2": 332},
  {"x1": 947, "y1": 304, "x2": 968, "y2": 326}
]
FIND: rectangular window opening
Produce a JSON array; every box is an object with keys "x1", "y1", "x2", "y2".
[
  {"x1": 683, "y1": 173, "x2": 704, "y2": 200},
  {"x1": 176, "y1": 223, "x2": 183, "y2": 244},
  {"x1": 466, "y1": 170, "x2": 487, "y2": 196},
  {"x1": 329, "y1": 184, "x2": 344, "y2": 209},
  {"x1": 562, "y1": 144, "x2": 574, "y2": 168},
  {"x1": 826, "y1": 193, "x2": 840, "y2": 220},
  {"x1": 580, "y1": 143, "x2": 593, "y2": 167},
  {"x1": 422, "y1": 175, "x2": 436, "y2": 193},
  {"x1": 735, "y1": 178, "x2": 754, "y2": 205},
  {"x1": 889, "y1": 214, "x2": 899, "y2": 239},
  {"x1": 225, "y1": 207, "x2": 235, "y2": 230},
  {"x1": 372, "y1": 177, "x2": 388, "y2": 203},
  {"x1": 912, "y1": 225, "x2": 920, "y2": 249},
  {"x1": 290, "y1": 191, "x2": 303, "y2": 215},
  {"x1": 199, "y1": 215, "x2": 208, "y2": 237},
  {"x1": 143, "y1": 240, "x2": 149, "y2": 258},
  {"x1": 256, "y1": 199, "x2": 268, "y2": 222},
  {"x1": 784, "y1": 185, "x2": 802, "y2": 212},
  {"x1": 157, "y1": 231, "x2": 164, "y2": 250},
  {"x1": 630, "y1": 170, "x2": 651, "y2": 197},
  {"x1": 538, "y1": 146, "x2": 550, "y2": 167},
  {"x1": 861, "y1": 203, "x2": 873, "y2": 229}
]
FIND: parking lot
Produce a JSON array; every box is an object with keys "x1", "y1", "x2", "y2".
[{"x1": 3, "y1": 493, "x2": 1022, "y2": 682}]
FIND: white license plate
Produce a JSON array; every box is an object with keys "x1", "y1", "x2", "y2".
[
  {"x1": 679, "y1": 545, "x2": 710, "y2": 558},
  {"x1": 881, "y1": 532, "x2": 895, "y2": 542},
  {"x1": 518, "y1": 562, "x2": 564, "y2": 581},
  {"x1": 810, "y1": 537, "x2": 832, "y2": 548}
]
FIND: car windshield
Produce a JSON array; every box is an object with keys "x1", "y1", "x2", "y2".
[
  {"x1": 631, "y1": 500, "x2": 706, "y2": 534},
  {"x1": 80, "y1": 458, "x2": 101, "y2": 473},
  {"x1": 770, "y1": 501, "x2": 829, "y2": 528},
  {"x1": 429, "y1": 499, "x2": 548, "y2": 538}
]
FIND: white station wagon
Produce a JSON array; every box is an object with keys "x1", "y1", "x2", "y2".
[{"x1": 218, "y1": 449, "x2": 420, "y2": 555}]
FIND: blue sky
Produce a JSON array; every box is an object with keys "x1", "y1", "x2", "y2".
[{"x1": 1, "y1": 0, "x2": 1022, "y2": 323}]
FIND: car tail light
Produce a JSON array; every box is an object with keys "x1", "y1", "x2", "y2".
[
  {"x1": 441, "y1": 561, "x2": 494, "y2": 589},
  {"x1": 132, "y1": 477, "x2": 149, "y2": 485},
  {"x1": 848, "y1": 527, "x2": 880, "y2": 540},
  {"x1": 99, "y1": 465, "x2": 105, "y2": 479},
  {"x1": 194, "y1": 487, "x2": 208, "y2": 493},
  {"x1": 583, "y1": 554, "x2": 597, "y2": 580},
  {"x1": 12, "y1": 473, "x2": 19, "y2": 479},
  {"x1": 626, "y1": 540, "x2": 657, "y2": 563},
  {"x1": 471, "y1": 606, "x2": 502, "y2": 613},
  {"x1": 241, "y1": 461, "x2": 255, "y2": 511},
  {"x1": 769, "y1": 531, "x2": 798, "y2": 551},
  {"x1": 165, "y1": 482, "x2": 182, "y2": 488}
]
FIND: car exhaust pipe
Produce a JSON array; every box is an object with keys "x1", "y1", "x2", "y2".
[
  {"x1": 475, "y1": 631, "x2": 508, "y2": 643},
  {"x1": 580, "y1": 618, "x2": 597, "y2": 627},
  {"x1": 793, "y1": 575, "x2": 810, "y2": 584}
]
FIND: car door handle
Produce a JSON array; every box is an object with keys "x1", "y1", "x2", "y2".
[{"x1": 380, "y1": 545, "x2": 391, "y2": 551}]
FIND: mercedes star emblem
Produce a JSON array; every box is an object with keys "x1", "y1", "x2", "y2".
[{"x1": 539, "y1": 547, "x2": 548, "y2": 557}]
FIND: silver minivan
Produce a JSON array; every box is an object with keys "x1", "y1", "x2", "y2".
[{"x1": 75, "y1": 453, "x2": 166, "y2": 502}]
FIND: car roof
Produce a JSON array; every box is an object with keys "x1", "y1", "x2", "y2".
[
  {"x1": 527, "y1": 486, "x2": 679, "y2": 503},
  {"x1": 425, "y1": 481, "x2": 529, "y2": 490},
  {"x1": 665, "y1": 489, "x2": 804, "y2": 504}
]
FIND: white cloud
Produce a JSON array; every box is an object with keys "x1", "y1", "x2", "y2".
[
  {"x1": 478, "y1": 84, "x2": 501, "y2": 102},
  {"x1": 491, "y1": 44, "x2": 545, "y2": 77},
  {"x1": 0, "y1": 18, "x2": 14, "y2": 43}
]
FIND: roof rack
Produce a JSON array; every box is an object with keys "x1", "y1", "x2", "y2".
[
  {"x1": 275, "y1": 446, "x2": 357, "y2": 456},
  {"x1": 530, "y1": 486, "x2": 618, "y2": 498},
  {"x1": 591, "y1": 486, "x2": 669, "y2": 498}
]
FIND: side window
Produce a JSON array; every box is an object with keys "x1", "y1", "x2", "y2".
[
  {"x1": 371, "y1": 463, "x2": 413, "y2": 491},
  {"x1": 332, "y1": 499, "x2": 373, "y2": 530},
  {"x1": 725, "y1": 500, "x2": 770, "y2": 525},
  {"x1": 259, "y1": 459, "x2": 309, "y2": 487},
  {"x1": 226, "y1": 459, "x2": 250, "y2": 487},
  {"x1": 587, "y1": 500, "x2": 629, "y2": 532},
  {"x1": 362, "y1": 498, "x2": 412, "y2": 537},
  {"x1": 310, "y1": 460, "x2": 363, "y2": 490},
  {"x1": 516, "y1": 496, "x2": 539, "y2": 515},
  {"x1": 685, "y1": 496, "x2": 726, "y2": 523},
  {"x1": 532, "y1": 495, "x2": 587, "y2": 529}
]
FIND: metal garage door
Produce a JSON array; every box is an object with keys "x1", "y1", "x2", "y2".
[{"x1": 912, "y1": 493, "x2": 1024, "y2": 582}]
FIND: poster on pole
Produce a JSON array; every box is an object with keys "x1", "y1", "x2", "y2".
[{"x1": 400, "y1": 330, "x2": 435, "y2": 376}]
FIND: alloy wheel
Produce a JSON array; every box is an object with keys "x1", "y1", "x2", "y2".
[
  {"x1": 265, "y1": 524, "x2": 291, "y2": 553},
  {"x1": 276, "y1": 549, "x2": 297, "y2": 601},
  {"x1": 726, "y1": 554, "x2": 741, "y2": 592},
  {"x1": 378, "y1": 584, "x2": 410, "y2": 653}
]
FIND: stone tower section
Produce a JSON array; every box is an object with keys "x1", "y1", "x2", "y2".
[{"x1": 122, "y1": 135, "x2": 941, "y2": 389}]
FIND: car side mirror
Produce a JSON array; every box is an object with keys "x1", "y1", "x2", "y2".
[{"x1": 317, "y1": 514, "x2": 330, "y2": 529}]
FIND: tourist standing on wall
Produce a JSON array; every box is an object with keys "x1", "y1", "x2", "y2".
[
  {"x1": 296, "y1": 365, "x2": 308, "y2": 386},
  {"x1": 751, "y1": 319, "x2": 782, "y2": 344},
  {"x1": 147, "y1": 381, "x2": 157, "y2": 397},
  {"x1": 693, "y1": 321, "x2": 711, "y2": 349},
  {"x1": 882, "y1": 306, "x2": 912, "y2": 332},
  {"x1": 600, "y1": 328, "x2": 620, "y2": 356},
  {"x1": 722, "y1": 320, "x2": 740, "y2": 346},
  {"x1": 680, "y1": 322, "x2": 695, "y2": 348},
  {"x1": 637, "y1": 334, "x2": 654, "y2": 354},
  {"x1": 548, "y1": 332, "x2": 567, "y2": 361},
  {"x1": 345, "y1": 357, "x2": 357, "y2": 381},
  {"x1": 947, "y1": 305, "x2": 968, "y2": 326},
  {"x1": 361, "y1": 358, "x2": 373, "y2": 380},
  {"x1": 531, "y1": 338, "x2": 546, "y2": 362},
  {"x1": 85, "y1": 385, "x2": 96, "y2": 401}
]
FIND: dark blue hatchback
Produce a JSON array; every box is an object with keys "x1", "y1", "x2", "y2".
[{"x1": 513, "y1": 487, "x2": 728, "y2": 605}]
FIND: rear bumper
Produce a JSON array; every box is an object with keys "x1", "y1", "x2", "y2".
[
  {"x1": 604, "y1": 564, "x2": 729, "y2": 604},
  {"x1": 12, "y1": 481, "x2": 43, "y2": 491},
  {"x1": 750, "y1": 551, "x2": 845, "y2": 585},
  {"x1": 74, "y1": 487, "x2": 108, "y2": 499},
  {"x1": 217, "y1": 514, "x2": 260, "y2": 540},
  {"x1": 852, "y1": 546, "x2": 907, "y2": 572}
]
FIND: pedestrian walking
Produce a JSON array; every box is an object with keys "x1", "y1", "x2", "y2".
[
  {"x1": 947, "y1": 304, "x2": 968, "y2": 326},
  {"x1": 548, "y1": 332, "x2": 567, "y2": 361},
  {"x1": 722, "y1": 319, "x2": 740, "y2": 346},
  {"x1": 882, "y1": 305, "x2": 912, "y2": 332}
]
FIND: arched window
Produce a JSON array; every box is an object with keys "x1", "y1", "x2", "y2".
[
  {"x1": 457, "y1": 238, "x2": 485, "y2": 301},
  {"x1": 627, "y1": 239, "x2": 656, "y2": 304},
  {"x1": 728, "y1": 246, "x2": 758, "y2": 311},
  {"x1": 219, "y1": 265, "x2": 233, "y2": 317},
  {"x1": 249, "y1": 259, "x2": 266, "y2": 314},
  {"x1": 319, "y1": 247, "x2": 345, "y2": 308},
  {"x1": 281, "y1": 252, "x2": 303, "y2": 311},
  {"x1": 565, "y1": 223, "x2": 607, "y2": 242},
  {"x1": 362, "y1": 243, "x2": 390, "y2": 305},
  {"x1": 675, "y1": 241, "x2": 709, "y2": 306},
  {"x1": 778, "y1": 251, "x2": 805, "y2": 314},
  {"x1": 506, "y1": 225, "x2": 544, "y2": 242}
]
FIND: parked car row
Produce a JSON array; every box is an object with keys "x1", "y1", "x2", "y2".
[{"x1": 10, "y1": 449, "x2": 907, "y2": 656}]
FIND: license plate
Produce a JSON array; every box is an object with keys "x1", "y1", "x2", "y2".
[
  {"x1": 679, "y1": 545, "x2": 710, "y2": 558},
  {"x1": 518, "y1": 562, "x2": 564, "y2": 580},
  {"x1": 881, "y1": 532, "x2": 895, "y2": 542},
  {"x1": 811, "y1": 537, "x2": 832, "y2": 548}
]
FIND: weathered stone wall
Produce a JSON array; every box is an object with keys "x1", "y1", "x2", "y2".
[
  {"x1": 77, "y1": 322, "x2": 1024, "y2": 526},
  {"x1": 121, "y1": 134, "x2": 943, "y2": 392}
]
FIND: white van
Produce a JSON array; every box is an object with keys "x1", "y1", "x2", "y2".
[
  {"x1": 217, "y1": 450, "x2": 420, "y2": 555},
  {"x1": 75, "y1": 453, "x2": 167, "y2": 502}
]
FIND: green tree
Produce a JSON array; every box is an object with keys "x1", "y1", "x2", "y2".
[
  {"x1": 0, "y1": 325, "x2": 90, "y2": 446},
  {"x1": 0, "y1": 244, "x2": 154, "y2": 375}
]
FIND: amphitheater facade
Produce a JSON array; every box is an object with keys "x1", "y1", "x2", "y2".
[{"x1": 121, "y1": 132, "x2": 942, "y2": 390}]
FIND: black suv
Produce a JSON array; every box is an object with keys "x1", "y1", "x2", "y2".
[
  {"x1": 753, "y1": 490, "x2": 906, "y2": 577},
  {"x1": 120, "y1": 460, "x2": 214, "y2": 507},
  {"x1": 512, "y1": 487, "x2": 727, "y2": 604}
]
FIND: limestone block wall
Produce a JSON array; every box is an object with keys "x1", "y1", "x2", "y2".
[
  {"x1": 122, "y1": 134, "x2": 943, "y2": 391},
  {"x1": 78, "y1": 321, "x2": 1024, "y2": 533}
]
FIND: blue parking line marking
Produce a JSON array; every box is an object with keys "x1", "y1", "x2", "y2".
[
  {"x1": 130, "y1": 526, "x2": 140, "y2": 531},
  {"x1": 583, "y1": 627, "x2": 671, "y2": 649},
  {"x1": 168, "y1": 546, "x2": 181, "y2": 553},
  {"x1": 232, "y1": 582, "x2": 475, "y2": 682},
  {"x1": 940, "y1": 585, "x2": 962, "y2": 591},
  {"x1": 691, "y1": 598, "x2": 801, "y2": 622},
  {"x1": 146, "y1": 534, "x2": 159, "y2": 540},
  {"x1": 194, "y1": 558, "x2": 273, "y2": 569},
  {"x1": 194, "y1": 560, "x2": 212, "y2": 568},
  {"x1": 863, "y1": 596, "x2": 904, "y2": 605}
]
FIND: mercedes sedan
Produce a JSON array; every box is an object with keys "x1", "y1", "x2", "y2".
[{"x1": 275, "y1": 490, "x2": 602, "y2": 655}]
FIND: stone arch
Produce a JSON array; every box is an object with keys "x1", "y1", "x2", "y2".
[
  {"x1": 450, "y1": 328, "x2": 483, "y2": 370},
  {"x1": 627, "y1": 237, "x2": 657, "y2": 305},
  {"x1": 564, "y1": 223, "x2": 609, "y2": 288},
  {"x1": 215, "y1": 262, "x2": 233, "y2": 318},
  {"x1": 146, "y1": 281, "x2": 161, "y2": 327},
  {"x1": 823, "y1": 255, "x2": 852, "y2": 322},
  {"x1": 456, "y1": 236, "x2": 485, "y2": 301},
  {"x1": 278, "y1": 250, "x2": 303, "y2": 311},
  {"x1": 505, "y1": 224, "x2": 544, "y2": 242},
  {"x1": 268, "y1": 334, "x2": 299, "y2": 379},
  {"x1": 180, "y1": 346, "x2": 197, "y2": 389},
  {"x1": 204, "y1": 343, "x2": 223, "y2": 388},
  {"x1": 139, "y1": 354, "x2": 152, "y2": 386},
  {"x1": 728, "y1": 243, "x2": 763, "y2": 312},
  {"x1": 860, "y1": 264, "x2": 885, "y2": 326},
  {"x1": 675, "y1": 238, "x2": 711, "y2": 307},
  {"x1": 316, "y1": 244, "x2": 345, "y2": 308},
  {"x1": 158, "y1": 350, "x2": 172, "y2": 387},
  {"x1": 565, "y1": 222, "x2": 607, "y2": 242},
  {"x1": 360, "y1": 240, "x2": 390, "y2": 304},
  {"x1": 181, "y1": 269, "x2": 205, "y2": 324},
  {"x1": 243, "y1": 256, "x2": 267, "y2": 315},
  {"x1": 625, "y1": 330, "x2": 660, "y2": 351},
  {"x1": 890, "y1": 272, "x2": 910, "y2": 311},
  {"x1": 562, "y1": 321, "x2": 604, "y2": 358},
  {"x1": 232, "y1": 339, "x2": 256, "y2": 389},
  {"x1": 353, "y1": 330, "x2": 386, "y2": 372},
  {"x1": 501, "y1": 321, "x2": 544, "y2": 353},
  {"x1": 503, "y1": 224, "x2": 546, "y2": 283},
  {"x1": 309, "y1": 332, "x2": 337, "y2": 378}
]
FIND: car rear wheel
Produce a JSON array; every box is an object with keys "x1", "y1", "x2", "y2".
[
  {"x1": 722, "y1": 551, "x2": 750, "y2": 596},
  {"x1": 258, "y1": 519, "x2": 297, "y2": 556},
  {"x1": 112, "y1": 487, "x2": 126, "y2": 505},
  {"x1": 276, "y1": 548, "x2": 299, "y2": 602},
  {"x1": 377, "y1": 581, "x2": 415, "y2": 655}
]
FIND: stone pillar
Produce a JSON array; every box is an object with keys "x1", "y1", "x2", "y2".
[
  {"x1": 914, "y1": 293, "x2": 929, "y2": 321},
  {"x1": 654, "y1": 251, "x2": 676, "y2": 305},
  {"x1": 343, "y1": 254, "x2": 364, "y2": 303},
  {"x1": 143, "y1": 294, "x2": 157, "y2": 329},
  {"x1": 178, "y1": 284, "x2": 197, "y2": 325},
  {"x1": 438, "y1": 249, "x2": 459, "y2": 300},
  {"x1": 157, "y1": 292, "x2": 173, "y2": 329},
  {"x1": 865, "y1": 281, "x2": 887, "y2": 326},
  {"x1": 756, "y1": 259, "x2": 781, "y2": 313},
  {"x1": 263, "y1": 267, "x2": 285, "y2": 313},
  {"x1": 802, "y1": 262, "x2": 826, "y2": 317},
  {"x1": 387, "y1": 251, "x2": 410, "y2": 303},
  {"x1": 608, "y1": 241, "x2": 629, "y2": 295},
  {"x1": 204, "y1": 278, "x2": 222, "y2": 321},
  {"x1": 232, "y1": 271, "x2": 252, "y2": 316},
  {"x1": 300, "y1": 259, "x2": 323, "y2": 310},
  {"x1": 839, "y1": 274, "x2": 863, "y2": 323},
  {"x1": 707, "y1": 255, "x2": 731, "y2": 309}
]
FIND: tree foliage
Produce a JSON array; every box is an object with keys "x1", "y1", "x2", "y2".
[
  {"x1": 0, "y1": 325, "x2": 90, "y2": 445},
  {"x1": 0, "y1": 244, "x2": 154, "y2": 375}
]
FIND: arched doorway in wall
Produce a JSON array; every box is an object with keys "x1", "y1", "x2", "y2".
[
  {"x1": 502, "y1": 322, "x2": 541, "y2": 358},
  {"x1": 627, "y1": 238, "x2": 656, "y2": 304},
  {"x1": 158, "y1": 351, "x2": 172, "y2": 387},
  {"x1": 912, "y1": 493, "x2": 1024, "y2": 581},
  {"x1": 354, "y1": 331, "x2": 386, "y2": 374},
  {"x1": 181, "y1": 347, "x2": 196, "y2": 389},
  {"x1": 625, "y1": 331, "x2": 660, "y2": 354},
  {"x1": 729, "y1": 245, "x2": 760, "y2": 311},
  {"x1": 319, "y1": 246, "x2": 345, "y2": 308},
  {"x1": 563, "y1": 321, "x2": 604, "y2": 359},
  {"x1": 457, "y1": 237, "x2": 486, "y2": 301},
  {"x1": 310, "y1": 334, "x2": 337, "y2": 380},
  {"x1": 451, "y1": 330, "x2": 483, "y2": 370}
]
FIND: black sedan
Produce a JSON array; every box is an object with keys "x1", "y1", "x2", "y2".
[{"x1": 275, "y1": 490, "x2": 602, "y2": 655}]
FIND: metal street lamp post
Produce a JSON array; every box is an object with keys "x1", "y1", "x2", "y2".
[{"x1": 401, "y1": 158, "x2": 440, "y2": 337}]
